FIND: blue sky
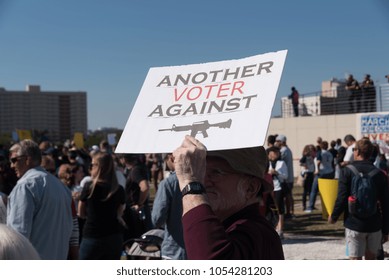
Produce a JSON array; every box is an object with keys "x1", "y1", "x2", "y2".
[{"x1": 1, "y1": 0, "x2": 388, "y2": 130}]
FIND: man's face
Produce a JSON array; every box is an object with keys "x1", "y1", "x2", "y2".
[
  {"x1": 204, "y1": 157, "x2": 250, "y2": 220},
  {"x1": 10, "y1": 152, "x2": 29, "y2": 178},
  {"x1": 346, "y1": 140, "x2": 353, "y2": 147},
  {"x1": 268, "y1": 151, "x2": 279, "y2": 161}
]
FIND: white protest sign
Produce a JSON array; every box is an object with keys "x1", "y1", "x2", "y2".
[{"x1": 116, "y1": 50, "x2": 287, "y2": 153}]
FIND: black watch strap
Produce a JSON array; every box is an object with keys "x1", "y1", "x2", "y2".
[{"x1": 181, "y1": 182, "x2": 206, "y2": 197}]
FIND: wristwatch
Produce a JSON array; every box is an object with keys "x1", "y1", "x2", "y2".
[{"x1": 181, "y1": 182, "x2": 206, "y2": 197}]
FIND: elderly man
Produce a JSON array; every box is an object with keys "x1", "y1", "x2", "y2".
[
  {"x1": 173, "y1": 136, "x2": 284, "y2": 260},
  {"x1": 7, "y1": 140, "x2": 73, "y2": 259}
]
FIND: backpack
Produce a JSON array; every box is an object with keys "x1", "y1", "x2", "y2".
[{"x1": 346, "y1": 165, "x2": 380, "y2": 218}]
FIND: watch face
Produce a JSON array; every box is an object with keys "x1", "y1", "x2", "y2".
[
  {"x1": 189, "y1": 183, "x2": 203, "y2": 191},
  {"x1": 182, "y1": 182, "x2": 205, "y2": 196}
]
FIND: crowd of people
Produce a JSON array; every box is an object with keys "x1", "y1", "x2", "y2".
[
  {"x1": 266, "y1": 133, "x2": 389, "y2": 260},
  {"x1": 0, "y1": 139, "x2": 166, "y2": 260},
  {"x1": 1, "y1": 131, "x2": 388, "y2": 260},
  {"x1": 0, "y1": 137, "x2": 285, "y2": 260}
]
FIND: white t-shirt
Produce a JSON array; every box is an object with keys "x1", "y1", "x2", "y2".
[
  {"x1": 344, "y1": 143, "x2": 355, "y2": 163},
  {"x1": 268, "y1": 160, "x2": 288, "y2": 192}
]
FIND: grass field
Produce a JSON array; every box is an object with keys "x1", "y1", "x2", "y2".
[{"x1": 284, "y1": 183, "x2": 344, "y2": 237}]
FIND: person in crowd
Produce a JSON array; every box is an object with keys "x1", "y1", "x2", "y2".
[
  {"x1": 99, "y1": 140, "x2": 111, "y2": 154},
  {"x1": 346, "y1": 74, "x2": 362, "y2": 113},
  {"x1": 378, "y1": 153, "x2": 388, "y2": 174},
  {"x1": 58, "y1": 163, "x2": 86, "y2": 211},
  {"x1": 41, "y1": 154, "x2": 57, "y2": 175},
  {"x1": 57, "y1": 163, "x2": 85, "y2": 254},
  {"x1": 0, "y1": 224, "x2": 41, "y2": 260},
  {"x1": 7, "y1": 140, "x2": 73, "y2": 259},
  {"x1": 305, "y1": 141, "x2": 334, "y2": 213},
  {"x1": 316, "y1": 136, "x2": 323, "y2": 147},
  {"x1": 341, "y1": 134, "x2": 356, "y2": 166},
  {"x1": 289, "y1": 87, "x2": 299, "y2": 117},
  {"x1": 329, "y1": 138, "x2": 389, "y2": 260},
  {"x1": 39, "y1": 140, "x2": 54, "y2": 156},
  {"x1": 120, "y1": 154, "x2": 152, "y2": 240},
  {"x1": 266, "y1": 134, "x2": 277, "y2": 154},
  {"x1": 267, "y1": 146, "x2": 288, "y2": 239},
  {"x1": 275, "y1": 134, "x2": 295, "y2": 219},
  {"x1": 329, "y1": 140, "x2": 338, "y2": 176},
  {"x1": 335, "y1": 139, "x2": 347, "y2": 178},
  {"x1": 78, "y1": 152, "x2": 126, "y2": 260},
  {"x1": 68, "y1": 148, "x2": 85, "y2": 166},
  {"x1": 0, "y1": 152, "x2": 17, "y2": 196},
  {"x1": 146, "y1": 153, "x2": 163, "y2": 192},
  {"x1": 299, "y1": 144, "x2": 316, "y2": 211},
  {"x1": 151, "y1": 153, "x2": 187, "y2": 259},
  {"x1": 173, "y1": 135, "x2": 284, "y2": 259},
  {"x1": 335, "y1": 138, "x2": 342, "y2": 150},
  {"x1": 360, "y1": 74, "x2": 376, "y2": 112},
  {"x1": 328, "y1": 140, "x2": 338, "y2": 167},
  {"x1": 112, "y1": 153, "x2": 127, "y2": 189}
]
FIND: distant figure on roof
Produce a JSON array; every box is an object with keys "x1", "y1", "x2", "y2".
[
  {"x1": 289, "y1": 87, "x2": 299, "y2": 117},
  {"x1": 346, "y1": 74, "x2": 362, "y2": 113},
  {"x1": 360, "y1": 74, "x2": 376, "y2": 113}
]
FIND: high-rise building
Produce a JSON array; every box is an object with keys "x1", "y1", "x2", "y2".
[{"x1": 0, "y1": 85, "x2": 87, "y2": 142}]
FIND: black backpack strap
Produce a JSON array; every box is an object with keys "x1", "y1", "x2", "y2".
[
  {"x1": 367, "y1": 167, "x2": 380, "y2": 177},
  {"x1": 346, "y1": 164, "x2": 380, "y2": 177},
  {"x1": 346, "y1": 164, "x2": 360, "y2": 176}
]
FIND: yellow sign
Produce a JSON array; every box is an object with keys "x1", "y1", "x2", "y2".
[
  {"x1": 17, "y1": 129, "x2": 32, "y2": 140},
  {"x1": 318, "y1": 178, "x2": 339, "y2": 219},
  {"x1": 73, "y1": 132, "x2": 84, "y2": 148}
]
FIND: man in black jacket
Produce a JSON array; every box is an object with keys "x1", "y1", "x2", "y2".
[{"x1": 329, "y1": 138, "x2": 389, "y2": 260}]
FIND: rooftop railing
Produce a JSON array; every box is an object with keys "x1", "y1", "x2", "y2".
[{"x1": 280, "y1": 83, "x2": 389, "y2": 118}]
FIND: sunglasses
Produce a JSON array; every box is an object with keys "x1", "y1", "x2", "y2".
[{"x1": 10, "y1": 156, "x2": 26, "y2": 164}]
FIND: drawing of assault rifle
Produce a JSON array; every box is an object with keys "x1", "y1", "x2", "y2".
[{"x1": 158, "y1": 118, "x2": 232, "y2": 138}]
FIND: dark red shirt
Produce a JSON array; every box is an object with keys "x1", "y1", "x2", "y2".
[{"x1": 182, "y1": 203, "x2": 285, "y2": 259}]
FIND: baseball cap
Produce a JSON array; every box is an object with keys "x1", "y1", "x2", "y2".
[
  {"x1": 276, "y1": 134, "x2": 287, "y2": 142},
  {"x1": 207, "y1": 146, "x2": 273, "y2": 193}
]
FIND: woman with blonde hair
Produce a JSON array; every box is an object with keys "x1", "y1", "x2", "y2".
[{"x1": 78, "y1": 152, "x2": 126, "y2": 259}]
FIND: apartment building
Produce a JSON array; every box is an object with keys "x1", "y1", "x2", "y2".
[{"x1": 0, "y1": 85, "x2": 87, "y2": 142}]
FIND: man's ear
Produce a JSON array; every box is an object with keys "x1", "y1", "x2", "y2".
[
  {"x1": 25, "y1": 155, "x2": 32, "y2": 165},
  {"x1": 245, "y1": 177, "x2": 261, "y2": 200}
]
